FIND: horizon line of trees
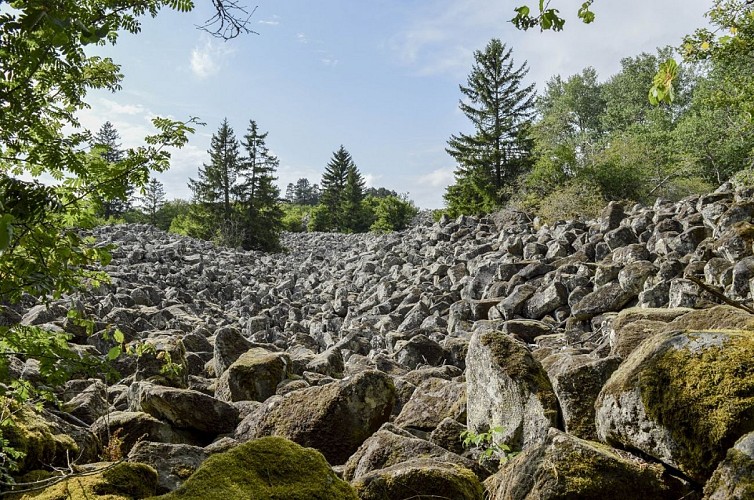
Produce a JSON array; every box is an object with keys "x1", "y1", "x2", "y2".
[{"x1": 445, "y1": 0, "x2": 754, "y2": 221}]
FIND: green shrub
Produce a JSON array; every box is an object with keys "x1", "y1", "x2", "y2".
[{"x1": 536, "y1": 181, "x2": 606, "y2": 224}]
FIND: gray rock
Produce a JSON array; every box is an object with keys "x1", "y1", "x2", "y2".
[
  {"x1": 466, "y1": 330, "x2": 558, "y2": 451},
  {"x1": 215, "y1": 347, "x2": 292, "y2": 402},
  {"x1": 127, "y1": 441, "x2": 209, "y2": 493},
  {"x1": 128, "y1": 382, "x2": 239, "y2": 434}
]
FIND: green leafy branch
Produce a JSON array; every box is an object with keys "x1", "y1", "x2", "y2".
[{"x1": 460, "y1": 426, "x2": 518, "y2": 466}]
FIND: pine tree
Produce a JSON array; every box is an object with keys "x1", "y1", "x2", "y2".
[
  {"x1": 92, "y1": 121, "x2": 130, "y2": 219},
  {"x1": 189, "y1": 118, "x2": 240, "y2": 227},
  {"x1": 320, "y1": 146, "x2": 355, "y2": 231},
  {"x1": 238, "y1": 119, "x2": 283, "y2": 251},
  {"x1": 140, "y1": 177, "x2": 166, "y2": 226},
  {"x1": 342, "y1": 163, "x2": 367, "y2": 232},
  {"x1": 445, "y1": 39, "x2": 536, "y2": 215}
]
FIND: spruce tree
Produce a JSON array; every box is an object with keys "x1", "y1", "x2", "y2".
[
  {"x1": 320, "y1": 146, "x2": 355, "y2": 231},
  {"x1": 140, "y1": 177, "x2": 166, "y2": 226},
  {"x1": 188, "y1": 118, "x2": 241, "y2": 241},
  {"x1": 342, "y1": 164, "x2": 366, "y2": 232},
  {"x1": 238, "y1": 119, "x2": 283, "y2": 251},
  {"x1": 445, "y1": 39, "x2": 536, "y2": 215},
  {"x1": 92, "y1": 121, "x2": 130, "y2": 218}
]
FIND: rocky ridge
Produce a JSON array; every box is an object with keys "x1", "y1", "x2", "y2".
[{"x1": 6, "y1": 182, "x2": 754, "y2": 499}]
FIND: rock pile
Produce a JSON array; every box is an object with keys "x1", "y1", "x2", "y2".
[{"x1": 6, "y1": 182, "x2": 754, "y2": 498}]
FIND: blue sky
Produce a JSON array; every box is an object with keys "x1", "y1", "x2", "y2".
[{"x1": 79, "y1": 0, "x2": 711, "y2": 208}]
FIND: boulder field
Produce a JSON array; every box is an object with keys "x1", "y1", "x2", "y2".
[{"x1": 5, "y1": 182, "x2": 754, "y2": 499}]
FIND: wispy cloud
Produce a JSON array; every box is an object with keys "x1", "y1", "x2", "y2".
[
  {"x1": 389, "y1": 0, "x2": 512, "y2": 77},
  {"x1": 190, "y1": 37, "x2": 235, "y2": 79},
  {"x1": 417, "y1": 167, "x2": 454, "y2": 188},
  {"x1": 296, "y1": 32, "x2": 308, "y2": 44},
  {"x1": 258, "y1": 15, "x2": 280, "y2": 26}
]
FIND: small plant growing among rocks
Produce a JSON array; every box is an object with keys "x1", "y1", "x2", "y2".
[{"x1": 460, "y1": 426, "x2": 517, "y2": 468}]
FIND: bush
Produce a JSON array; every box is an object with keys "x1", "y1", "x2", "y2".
[
  {"x1": 368, "y1": 195, "x2": 419, "y2": 232},
  {"x1": 536, "y1": 181, "x2": 606, "y2": 224},
  {"x1": 281, "y1": 204, "x2": 313, "y2": 232}
]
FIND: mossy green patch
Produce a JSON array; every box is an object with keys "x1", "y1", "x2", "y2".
[
  {"x1": 2, "y1": 398, "x2": 79, "y2": 473},
  {"x1": 480, "y1": 331, "x2": 558, "y2": 421},
  {"x1": 638, "y1": 330, "x2": 754, "y2": 481},
  {"x1": 351, "y1": 459, "x2": 484, "y2": 500},
  {"x1": 155, "y1": 436, "x2": 358, "y2": 500},
  {"x1": 11, "y1": 462, "x2": 157, "y2": 500},
  {"x1": 703, "y1": 448, "x2": 754, "y2": 499}
]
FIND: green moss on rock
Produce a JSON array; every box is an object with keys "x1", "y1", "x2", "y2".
[
  {"x1": 638, "y1": 331, "x2": 754, "y2": 481},
  {"x1": 12, "y1": 462, "x2": 158, "y2": 500},
  {"x1": 704, "y1": 447, "x2": 754, "y2": 499},
  {"x1": 351, "y1": 458, "x2": 484, "y2": 500},
  {"x1": 155, "y1": 436, "x2": 358, "y2": 500},
  {"x1": 485, "y1": 429, "x2": 692, "y2": 499},
  {"x1": 480, "y1": 331, "x2": 558, "y2": 420},
  {"x1": 2, "y1": 398, "x2": 79, "y2": 473}
]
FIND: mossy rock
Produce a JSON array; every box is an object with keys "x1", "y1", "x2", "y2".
[
  {"x1": 703, "y1": 431, "x2": 754, "y2": 499},
  {"x1": 11, "y1": 462, "x2": 158, "y2": 499},
  {"x1": 466, "y1": 331, "x2": 559, "y2": 451},
  {"x1": 2, "y1": 398, "x2": 81, "y2": 474},
  {"x1": 596, "y1": 329, "x2": 754, "y2": 483},
  {"x1": 351, "y1": 458, "x2": 484, "y2": 500},
  {"x1": 154, "y1": 436, "x2": 358, "y2": 500},
  {"x1": 485, "y1": 428, "x2": 693, "y2": 499}
]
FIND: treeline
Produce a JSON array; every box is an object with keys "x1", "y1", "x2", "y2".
[
  {"x1": 444, "y1": 2, "x2": 754, "y2": 221},
  {"x1": 107, "y1": 123, "x2": 417, "y2": 252}
]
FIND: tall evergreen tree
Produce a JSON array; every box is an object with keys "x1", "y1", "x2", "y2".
[
  {"x1": 445, "y1": 39, "x2": 536, "y2": 215},
  {"x1": 319, "y1": 146, "x2": 355, "y2": 231},
  {"x1": 188, "y1": 118, "x2": 240, "y2": 235},
  {"x1": 92, "y1": 121, "x2": 130, "y2": 219},
  {"x1": 140, "y1": 177, "x2": 166, "y2": 226},
  {"x1": 238, "y1": 119, "x2": 283, "y2": 251},
  {"x1": 342, "y1": 163, "x2": 367, "y2": 232}
]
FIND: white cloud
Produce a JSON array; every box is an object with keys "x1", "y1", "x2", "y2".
[
  {"x1": 390, "y1": 0, "x2": 710, "y2": 84},
  {"x1": 417, "y1": 167, "x2": 454, "y2": 188},
  {"x1": 363, "y1": 173, "x2": 381, "y2": 188},
  {"x1": 97, "y1": 98, "x2": 147, "y2": 116},
  {"x1": 296, "y1": 32, "x2": 308, "y2": 44},
  {"x1": 320, "y1": 57, "x2": 339, "y2": 67},
  {"x1": 190, "y1": 37, "x2": 235, "y2": 79},
  {"x1": 258, "y1": 15, "x2": 280, "y2": 26}
]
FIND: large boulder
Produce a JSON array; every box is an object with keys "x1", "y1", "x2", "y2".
[
  {"x1": 596, "y1": 329, "x2": 754, "y2": 482},
  {"x1": 127, "y1": 441, "x2": 209, "y2": 493},
  {"x1": 128, "y1": 382, "x2": 239, "y2": 435},
  {"x1": 343, "y1": 423, "x2": 486, "y2": 482},
  {"x1": 466, "y1": 331, "x2": 559, "y2": 451},
  {"x1": 155, "y1": 436, "x2": 358, "y2": 499},
  {"x1": 541, "y1": 353, "x2": 621, "y2": 441},
  {"x1": 3, "y1": 398, "x2": 98, "y2": 473},
  {"x1": 394, "y1": 377, "x2": 466, "y2": 431},
  {"x1": 92, "y1": 411, "x2": 198, "y2": 457},
  {"x1": 485, "y1": 428, "x2": 693, "y2": 500},
  {"x1": 236, "y1": 370, "x2": 396, "y2": 464},
  {"x1": 214, "y1": 348, "x2": 291, "y2": 403},
  {"x1": 351, "y1": 458, "x2": 484, "y2": 500}
]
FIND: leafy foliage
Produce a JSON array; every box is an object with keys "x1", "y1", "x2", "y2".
[
  {"x1": 460, "y1": 426, "x2": 517, "y2": 467},
  {"x1": 512, "y1": 0, "x2": 594, "y2": 31}
]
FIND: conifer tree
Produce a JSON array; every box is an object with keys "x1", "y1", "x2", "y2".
[
  {"x1": 445, "y1": 39, "x2": 536, "y2": 215},
  {"x1": 92, "y1": 121, "x2": 131, "y2": 219},
  {"x1": 188, "y1": 118, "x2": 241, "y2": 240},
  {"x1": 342, "y1": 164, "x2": 367, "y2": 232},
  {"x1": 319, "y1": 146, "x2": 355, "y2": 231},
  {"x1": 140, "y1": 177, "x2": 166, "y2": 226},
  {"x1": 238, "y1": 119, "x2": 283, "y2": 251}
]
